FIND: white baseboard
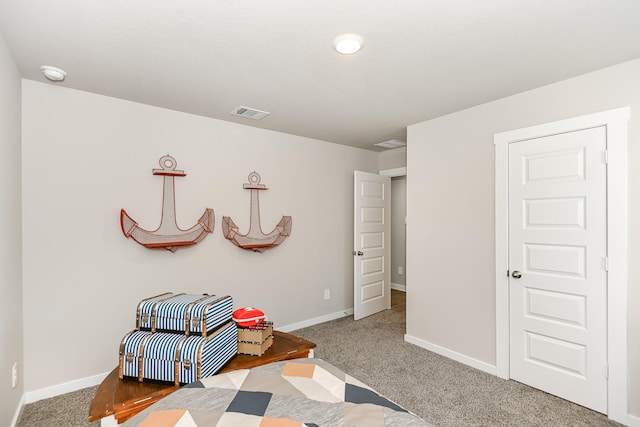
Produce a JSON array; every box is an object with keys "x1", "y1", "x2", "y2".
[
  {"x1": 278, "y1": 308, "x2": 353, "y2": 333},
  {"x1": 404, "y1": 333, "x2": 497, "y2": 376},
  {"x1": 24, "y1": 371, "x2": 109, "y2": 404},
  {"x1": 10, "y1": 393, "x2": 25, "y2": 427},
  {"x1": 626, "y1": 413, "x2": 640, "y2": 427},
  {"x1": 391, "y1": 283, "x2": 406, "y2": 292}
]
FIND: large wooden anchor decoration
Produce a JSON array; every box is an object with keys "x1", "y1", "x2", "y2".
[
  {"x1": 120, "y1": 155, "x2": 214, "y2": 252},
  {"x1": 222, "y1": 172, "x2": 291, "y2": 253}
]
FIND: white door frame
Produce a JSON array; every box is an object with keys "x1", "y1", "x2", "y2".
[
  {"x1": 494, "y1": 107, "x2": 629, "y2": 424},
  {"x1": 379, "y1": 167, "x2": 407, "y2": 178}
]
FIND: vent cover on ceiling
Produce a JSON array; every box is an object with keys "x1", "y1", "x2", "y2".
[
  {"x1": 230, "y1": 106, "x2": 270, "y2": 120},
  {"x1": 374, "y1": 139, "x2": 406, "y2": 149}
]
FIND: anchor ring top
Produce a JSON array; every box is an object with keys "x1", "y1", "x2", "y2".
[
  {"x1": 244, "y1": 171, "x2": 267, "y2": 189},
  {"x1": 153, "y1": 154, "x2": 186, "y2": 177},
  {"x1": 160, "y1": 155, "x2": 177, "y2": 170},
  {"x1": 248, "y1": 172, "x2": 261, "y2": 185}
]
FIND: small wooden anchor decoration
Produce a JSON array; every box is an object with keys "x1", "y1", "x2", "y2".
[
  {"x1": 223, "y1": 172, "x2": 292, "y2": 253},
  {"x1": 120, "y1": 155, "x2": 214, "y2": 252}
]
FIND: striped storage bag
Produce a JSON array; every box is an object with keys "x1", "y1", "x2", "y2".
[
  {"x1": 119, "y1": 321, "x2": 237, "y2": 385},
  {"x1": 136, "y1": 292, "x2": 233, "y2": 336}
]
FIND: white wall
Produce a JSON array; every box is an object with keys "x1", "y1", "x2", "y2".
[
  {"x1": 0, "y1": 33, "x2": 23, "y2": 425},
  {"x1": 21, "y1": 80, "x2": 378, "y2": 393},
  {"x1": 379, "y1": 146, "x2": 406, "y2": 171},
  {"x1": 406, "y1": 58, "x2": 640, "y2": 420}
]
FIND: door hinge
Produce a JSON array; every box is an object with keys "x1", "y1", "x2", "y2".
[
  {"x1": 604, "y1": 364, "x2": 609, "y2": 379},
  {"x1": 603, "y1": 150, "x2": 609, "y2": 164},
  {"x1": 604, "y1": 257, "x2": 609, "y2": 272}
]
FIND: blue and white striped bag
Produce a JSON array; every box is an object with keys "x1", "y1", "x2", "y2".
[
  {"x1": 119, "y1": 321, "x2": 237, "y2": 385},
  {"x1": 136, "y1": 293, "x2": 233, "y2": 336}
]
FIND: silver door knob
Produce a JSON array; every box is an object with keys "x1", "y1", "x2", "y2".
[
  {"x1": 352, "y1": 251, "x2": 364, "y2": 256},
  {"x1": 512, "y1": 270, "x2": 522, "y2": 279}
]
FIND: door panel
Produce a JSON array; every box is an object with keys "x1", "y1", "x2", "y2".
[
  {"x1": 525, "y1": 243, "x2": 585, "y2": 276},
  {"x1": 525, "y1": 288, "x2": 586, "y2": 327},
  {"x1": 525, "y1": 197, "x2": 585, "y2": 228},
  {"x1": 361, "y1": 256, "x2": 384, "y2": 275},
  {"x1": 509, "y1": 126, "x2": 607, "y2": 413},
  {"x1": 354, "y1": 171, "x2": 390, "y2": 320},
  {"x1": 361, "y1": 231, "x2": 383, "y2": 249},
  {"x1": 525, "y1": 332, "x2": 586, "y2": 375}
]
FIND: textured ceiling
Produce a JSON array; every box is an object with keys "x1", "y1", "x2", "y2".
[{"x1": 1, "y1": 0, "x2": 640, "y2": 151}]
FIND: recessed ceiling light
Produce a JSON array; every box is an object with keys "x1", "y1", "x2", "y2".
[
  {"x1": 333, "y1": 34, "x2": 364, "y2": 55},
  {"x1": 41, "y1": 65, "x2": 67, "y2": 82}
]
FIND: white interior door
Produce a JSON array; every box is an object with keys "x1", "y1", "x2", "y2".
[
  {"x1": 354, "y1": 171, "x2": 390, "y2": 320},
  {"x1": 508, "y1": 127, "x2": 608, "y2": 413}
]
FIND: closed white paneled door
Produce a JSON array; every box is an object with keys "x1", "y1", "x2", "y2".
[
  {"x1": 354, "y1": 171, "x2": 390, "y2": 320},
  {"x1": 508, "y1": 127, "x2": 608, "y2": 413}
]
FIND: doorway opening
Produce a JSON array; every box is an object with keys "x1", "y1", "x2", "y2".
[{"x1": 381, "y1": 167, "x2": 407, "y2": 319}]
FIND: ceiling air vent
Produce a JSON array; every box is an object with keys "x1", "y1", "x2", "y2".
[
  {"x1": 230, "y1": 106, "x2": 270, "y2": 120},
  {"x1": 374, "y1": 139, "x2": 406, "y2": 149}
]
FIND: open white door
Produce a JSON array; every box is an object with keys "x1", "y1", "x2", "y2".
[{"x1": 354, "y1": 171, "x2": 391, "y2": 320}]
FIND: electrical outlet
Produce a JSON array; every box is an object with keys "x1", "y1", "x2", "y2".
[
  {"x1": 398, "y1": 266, "x2": 403, "y2": 275},
  {"x1": 11, "y1": 362, "x2": 17, "y2": 388},
  {"x1": 324, "y1": 289, "x2": 331, "y2": 300}
]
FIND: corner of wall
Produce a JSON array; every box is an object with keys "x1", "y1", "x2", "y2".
[{"x1": 0, "y1": 31, "x2": 25, "y2": 427}]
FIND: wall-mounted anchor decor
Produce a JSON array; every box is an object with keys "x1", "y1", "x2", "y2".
[
  {"x1": 120, "y1": 155, "x2": 214, "y2": 252},
  {"x1": 223, "y1": 172, "x2": 291, "y2": 253}
]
